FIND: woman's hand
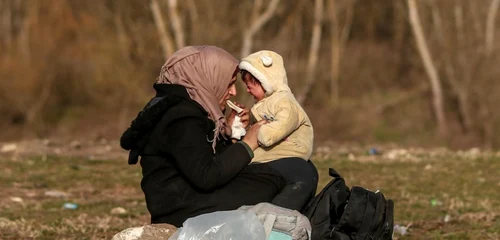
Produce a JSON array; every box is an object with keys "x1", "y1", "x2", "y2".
[
  {"x1": 227, "y1": 102, "x2": 250, "y2": 129},
  {"x1": 242, "y1": 119, "x2": 268, "y2": 150}
]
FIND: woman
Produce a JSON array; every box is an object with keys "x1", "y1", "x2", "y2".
[{"x1": 120, "y1": 46, "x2": 287, "y2": 227}]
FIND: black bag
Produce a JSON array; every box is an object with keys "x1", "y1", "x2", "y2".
[
  {"x1": 303, "y1": 168, "x2": 350, "y2": 240},
  {"x1": 303, "y1": 168, "x2": 394, "y2": 240},
  {"x1": 120, "y1": 95, "x2": 181, "y2": 165}
]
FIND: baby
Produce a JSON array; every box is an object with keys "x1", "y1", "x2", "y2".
[
  {"x1": 238, "y1": 50, "x2": 317, "y2": 211},
  {"x1": 239, "y1": 50, "x2": 314, "y2": 163}
]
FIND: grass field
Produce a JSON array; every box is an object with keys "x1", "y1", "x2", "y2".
[{"x1": 1, "y1": 148, "x2": 499, "y2": 239}]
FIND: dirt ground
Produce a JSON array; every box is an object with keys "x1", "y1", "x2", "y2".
[{"x1": 1, "y1": 138, "x2": 499, "y2": 239}]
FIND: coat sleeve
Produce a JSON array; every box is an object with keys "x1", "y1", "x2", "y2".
[
  {"x1": 257, "y1": 99, "x2": 301, "y2": 147},
  {"x1": 162, "y1": 117, "x2": 253, "y2": 192}
]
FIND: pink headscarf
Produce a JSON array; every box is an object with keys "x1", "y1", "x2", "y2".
[{"x1": 156, "y1": 46, "x2": 238, "y2": 151}]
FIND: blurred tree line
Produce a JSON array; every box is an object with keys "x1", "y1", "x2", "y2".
[{"x1": 0, "y1": 0, "x2": 499, "y2": 149}]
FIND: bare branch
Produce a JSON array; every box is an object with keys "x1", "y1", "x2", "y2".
[
  {"x1": 251, "y1": 0, "x2": 263, "y2": 23},
  {"x1": 241, "y1": 0, "x2": 280, "y2": 57},
  {"x1": 248, "y1": 0, "x2": 280, "y2": 45}
]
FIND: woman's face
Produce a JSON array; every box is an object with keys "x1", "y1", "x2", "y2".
[{"x1": 218, "y1": 72, "x2": 238, "y2": 111}]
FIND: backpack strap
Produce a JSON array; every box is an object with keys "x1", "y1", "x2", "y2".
[
  {"x1": 368, "y1": 192, "x2": 387, "y2": 234},
  {"x1": 351, "y1": 188, "x2": 380, "y2": 239},
  {"x1": 371, "y1": 199, "x2": 394, "y2": 239},
  {"x1": 328, "y1": 168, "x2": 342, "y2": 179}
]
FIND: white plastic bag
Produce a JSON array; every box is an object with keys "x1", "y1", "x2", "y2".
[
  {"x1": 226, "y1": 100, "x2": 246, "y2": 140},
  {"x1": 169, "y1": 210, "x2": 266, "y2": 240},
  {"x1": 230, "y1": 115, "x2": 246, "y2": 140}
]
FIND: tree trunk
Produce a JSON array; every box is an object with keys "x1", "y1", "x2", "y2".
[
  {"x1": 486, "y1": 0, "x2": 500, "y2": 55},
  {"x1": 468, "y1": 1, "x2": 484, "y2": 39},
  {"x1": 167, "y1": 0, "x2": 185, "y2": 49},
  {"x1": 297, "y1": 0, "x2": 323, "y2": 104},
  {"x1": 454, "y1": 2, "x2": 474, "y2": 132},
  {"x1": 186, "y1": 0, "x2": 199, "y2": 42},
  {"x1": 1, "y1": 0, "x2": 13, "y2": 51},
  {"x1": 17, "y1": 0, "x2": 31, "y2": 61},
  {"x1": 328, "y1": 0, "x2": 355, "y2": 105},
  {"x1": 430, "y1": 0, "x2": 470, "y2": 132},
  {"x1": 407, "y1": 0, "x2": 447, "y2": 136}
]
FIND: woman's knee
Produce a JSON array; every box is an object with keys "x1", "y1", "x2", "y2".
[
  {"x1": 307, "y1": 160, "x2": 319, "y2": 182},
  {"x1": 293, "y1": 159, "x2": 318, "y2": 186},
  {"x1": 268, "y1": 158, "x2": 317, "y2": 183}
]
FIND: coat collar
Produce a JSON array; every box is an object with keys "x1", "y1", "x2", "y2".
[
  {"x1": 153, "y1": 83, "x2": 209, "y2": 116},
  {"x1": 154, "y1": 83, "x2": 190, "y2": 98}
]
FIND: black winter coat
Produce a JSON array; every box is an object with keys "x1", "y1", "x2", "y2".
[{"x1": 121, "y1": 84, "x2": 286, "y2": 227}]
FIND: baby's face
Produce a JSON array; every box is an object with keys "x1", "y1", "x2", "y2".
[{"x1": 242, "y1": 73, "x2": 266, "y2": 102}]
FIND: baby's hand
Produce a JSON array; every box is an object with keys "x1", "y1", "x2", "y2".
[{"x1": 235, "y1": 103, "x2": 250, "y2": 128}]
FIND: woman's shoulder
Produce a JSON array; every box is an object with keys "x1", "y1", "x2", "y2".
[
  {"x1": 163, "y1": 99, "x2": 209, "y2": 123},
  {"x1": 150, "y1": 98, "x2": 213, "y2": 145},
  {"x1": 154, "y1": 83, "x2": 209, "y2": 120}
]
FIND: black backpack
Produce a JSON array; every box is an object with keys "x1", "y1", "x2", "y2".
[
  {"x1": 120, "y1": 95, "x2": 182, "y2": 165},
  {"x1": 303, "y1": 168, "x2": 394, "y2": 240}
]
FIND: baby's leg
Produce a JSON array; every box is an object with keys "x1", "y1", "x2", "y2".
[{"x1": 265, "y1": 157, "x2": 319, "y2": 211}]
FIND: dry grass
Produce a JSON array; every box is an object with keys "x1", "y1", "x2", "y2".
[{"x1": 0, "y1": 150, "x2": 499, "y2": 239}]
